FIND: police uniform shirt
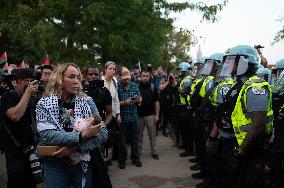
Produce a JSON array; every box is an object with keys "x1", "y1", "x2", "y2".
[
  {"x1": 206, "y1": 80, "x2": 214, "y2": 93},
  {"x1": 182, "y1": 77, "x2": 193, "y2": 91},
  {"x1": 246, "y1": 86, "x2": 269, "y2": 112},
  {"x1": 216, "y1": 83, "x2": 233, "y2": 105}
]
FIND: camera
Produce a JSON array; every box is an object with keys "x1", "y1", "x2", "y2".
[
  {"x1": 169, "y1": 75, "x2": 174, "y2": 81},
  {"x1": 254, "y1": 45, "x2": 264, "y2": 49},
  {"x1": 34, "y1": 72, "x2": 45, "y2": 92},
  {"x1": 23, "y1": 146, "x2": 43, "y2": 184}
]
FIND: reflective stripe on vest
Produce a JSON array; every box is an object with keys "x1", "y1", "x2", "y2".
[
  {"x1": 231, "y1": 76, "x2": 273, "y2": 146},
  {"x1": 179, "y1": 75, "x2": 193, "y2": 105},
  {"x1": 211, "y1": 78, "x2": 235, "y2": 107},
  {"x1": 190, "y1": 78, "x2": 202, "y2": 95},
  {"x1": 199, "y1": 76, "x2": 214, "y2": 97}
]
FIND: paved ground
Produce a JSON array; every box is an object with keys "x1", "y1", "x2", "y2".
[
  {"x1": 108, "y1": 131, "x2": 201, "y2": 188},
  {"x1": 0, "y1": 131, "x2": 201, "y2": 188}
]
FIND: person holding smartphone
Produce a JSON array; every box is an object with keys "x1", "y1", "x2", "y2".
[{"x1": 117, "y1": 67, "x2": 142, "y2": 169}]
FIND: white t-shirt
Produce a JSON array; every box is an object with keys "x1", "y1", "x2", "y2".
[{"x1": 102, "y1": 76, "x2": 120, "y2": 116}]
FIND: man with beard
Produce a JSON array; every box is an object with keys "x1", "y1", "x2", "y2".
[{"x1": 137, "y1": 70, "x2": 160, "y2": 160}]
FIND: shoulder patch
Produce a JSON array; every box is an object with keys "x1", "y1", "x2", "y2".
[
  {"x1": 220, "y1": 86, "x2": 231, "y2": 96},
  {"x1": 251, "y1": 87, "x2": 266, "y2": 95},
  {"x1": 208, "y1": 82, "x2": 213, "y2": 89}
]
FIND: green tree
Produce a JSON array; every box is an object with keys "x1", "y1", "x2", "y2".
[
  {"x1": 273, "y1": 17, "x2": 284, "y2": 44},
  {"x1": 0, "y1": 0, "x2": 228, "y2": 68}
]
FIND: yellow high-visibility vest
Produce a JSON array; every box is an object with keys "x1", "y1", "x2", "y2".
[
  {"x1": 199, "y1": 76, "x2": 214, "y2": 97},
  {"x1": 179, "y1": 75, "x2": 193, "y2": 105},
  {"x1": 211, "y1": 77, "x2": 235, "y2": 107},
  {"x1": 231, "y1": 76, "x2": 273, "y2": 145}
]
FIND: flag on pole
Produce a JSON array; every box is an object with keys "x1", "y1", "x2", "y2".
[
  {"x1": 18, "y1": 58, "x2": 25, "y2": 69},
  {"x1": 43, "y1": 55, "x2": 50, "y2": 65},
  {"x1": 0, "y1": 52, "x2": 7, "y2": 65}
]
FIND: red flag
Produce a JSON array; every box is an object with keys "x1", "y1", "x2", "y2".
[
  {"x1": 18, "y1": 59, "x2": 25, "y2": 69},
  {"x1": 0, "y1": 52, "x2": 7, "y2": 65},
  {"x1": 43, "y1": 55, "x2": 50, "y2": 65}
]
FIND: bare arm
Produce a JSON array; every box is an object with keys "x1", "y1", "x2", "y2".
[
  {"x1": 238, "y1": 111, "x2": 267, "y2": 154},
  {"x1": 6, "y1": 82, "x2": 38, "y2": 122},
  {"x1": 159, "y1": 81, "x2": 169, "y2": 92},
  {"x1": 155, "y1": 101, "x2": 160, "y2": 116},
  {"x1": 210, "y1": 121, "x2": 220, "y2": 138}
]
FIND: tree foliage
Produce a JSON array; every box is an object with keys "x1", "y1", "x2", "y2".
[
  {"x1": 274, "y1": 27, "x2": 284, "y2": 43},
  {"x1": 0, "y1": 0, "x2": 227, "y2": 69}
]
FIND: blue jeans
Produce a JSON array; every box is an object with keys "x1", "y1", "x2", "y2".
[
  {"x1": 118, "y1": 120, "x2": 140, "y2": 162},
  {"x1": 44, "y1": 159, "x2": 92, "y2": 188}
]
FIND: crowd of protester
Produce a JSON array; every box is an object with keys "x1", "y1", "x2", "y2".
[{"x1": 1, "y1": 43, "x2": 284, "y2": 188}]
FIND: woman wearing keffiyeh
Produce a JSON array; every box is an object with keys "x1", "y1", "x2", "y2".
[{"x1": 36, "y1": 63, "x2": 108, "y2": 188}]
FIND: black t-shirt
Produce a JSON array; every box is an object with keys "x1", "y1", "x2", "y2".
[
  {"x1": 138, "y1": 82, "x2": 159, "y2": 116},
  {"x1": 159, "y1": 84, "x2": 177, "y2": 108},
  {"x1": 87, "y1": 86, "x2": 112, "y2": 120},
  {"x1": 0, "y1": 90, "x2": 35, "y2": 150},
  {"x1": 58, "y1": 97, "x2": 76, "y2": 132}
]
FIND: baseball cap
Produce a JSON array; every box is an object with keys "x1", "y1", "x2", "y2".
[
  {"x1": 16, "y1": 68, "x2": 36, "y2": 80},
  {"x1": 121, "y1": 68, "x2": 131, "y2": 80}
]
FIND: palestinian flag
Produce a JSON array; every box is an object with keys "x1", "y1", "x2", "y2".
[
  {"x1": 43, "y1": 55, "x2": 50, "y2": 65},
  {"x1": 0, "y1": 52, "x2": 7, "y2": 65},
  {"x1": 18, "y1": 58, "x2": 25, "y2": 69}
]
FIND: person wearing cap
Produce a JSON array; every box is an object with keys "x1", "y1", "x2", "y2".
[
  {"x1": 0, "y1": 68, "x2": 40, "y2": 187},
  {"x1": 117, "y1": 67, "x2": 142, "y2": 169}
]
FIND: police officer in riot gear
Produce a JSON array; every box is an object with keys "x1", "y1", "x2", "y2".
[
  {"x1": 190, "y1": 54, "x2": 224, "y2": 182},
  {"x1": 271, "y1": 70, "x2": 284, "y2": 187},
  {"x1": 218, "y1": 45, "x2": 273, "y2": 188},
  {"x1": 271, "y1": 59, "x2": 284, "y2": 86},
  {"x1": 257, "y1": 67, "x2": 272, "y2": 84},
  {"x1": 176, "y1": 62, "x2": 195, "y2": 157},
  {"x1": 205, "y1": 59, "x2": 235, "y2": 188}
]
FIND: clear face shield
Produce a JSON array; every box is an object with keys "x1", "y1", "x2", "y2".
[
  {"x1": 219, "y1": 56, "x2": 236, "y2": 77},
  {"x1": 275, "y1": 69, "x2": 284, "y2": 80},
  {"x1": 192, "y1": 64, "x2": 204, "y2": 78},
  {"x1": 201, "y1": 60, "x2": 214, "y2": 76},
  {"x1": 277, "y1": 70, "x2": 284, "y2": 85},
  {"x1": 236, "y1": 56, "x2": 249, "y2": 76}
]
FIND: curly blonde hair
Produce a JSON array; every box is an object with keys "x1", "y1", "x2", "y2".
[{"x1": 45, "y1": 63, "x2": 85, "y2": 97}]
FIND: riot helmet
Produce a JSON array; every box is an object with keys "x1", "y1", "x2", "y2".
[
  {"x1": 191, "y1": 56, "x2": 208, "y2": 78},
  {"x1": 256, "y1": 67, "x2": 271, "y2": 83},
  {"x1": 220, "y1": 45, "x2": 258, "y2": 77},
  {"x1": 201, "y1": 53, "x2": 225, "y2": 76},
  {"x1": 178, "y1": 62, "x2": 191, "y2": 72}
]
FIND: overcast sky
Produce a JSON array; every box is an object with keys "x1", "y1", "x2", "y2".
[{"x1": 169, "y1": 0, "x2": 284, "y2": 64}]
